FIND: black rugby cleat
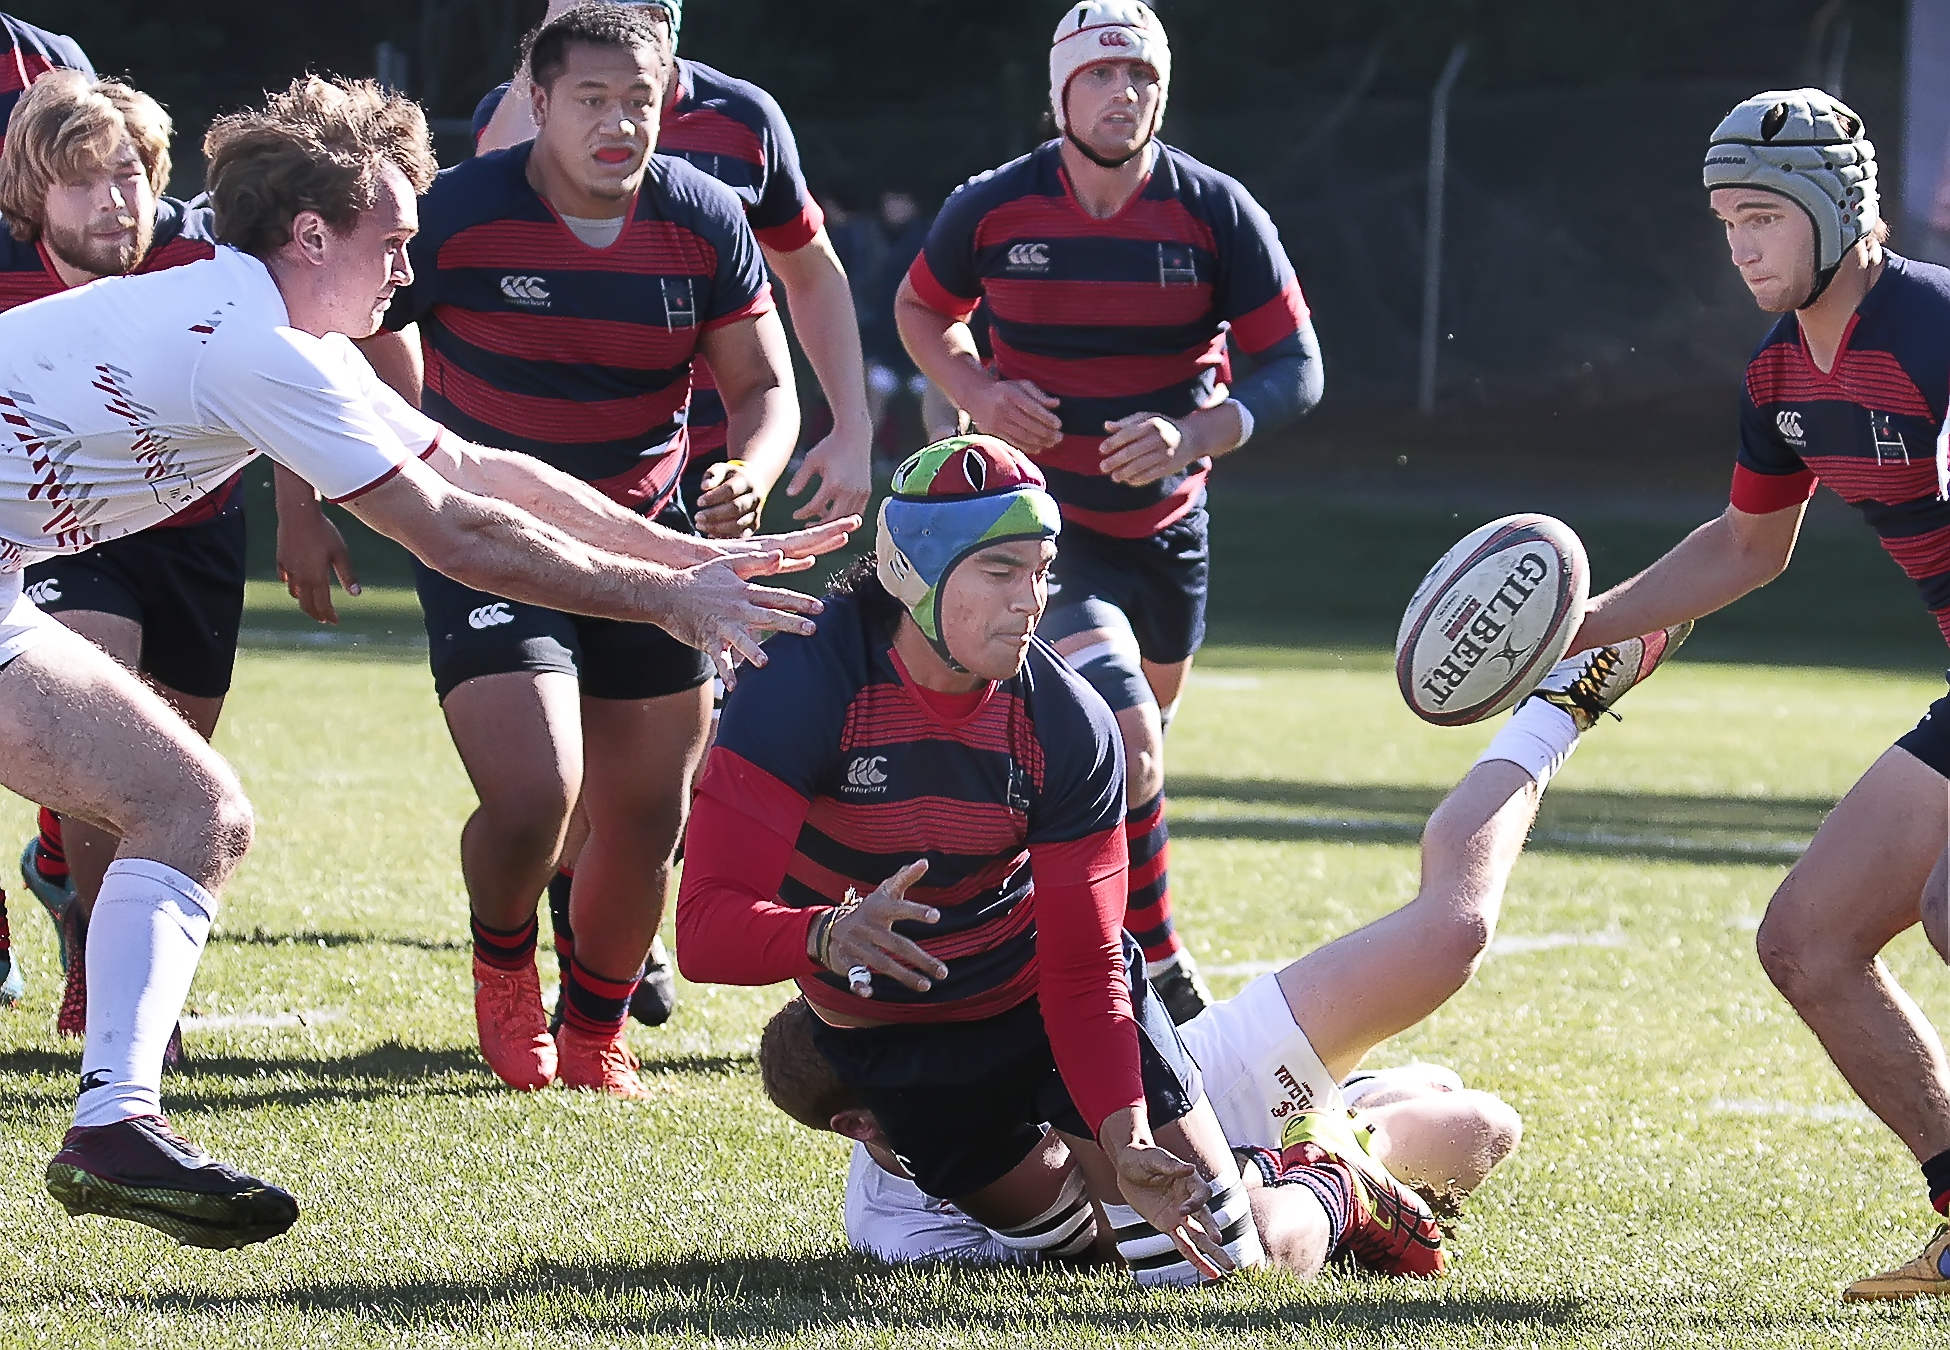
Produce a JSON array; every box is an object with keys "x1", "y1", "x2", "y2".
[{"x1": 45, "y1": 1115, "x2": 298, "y2": 1249}]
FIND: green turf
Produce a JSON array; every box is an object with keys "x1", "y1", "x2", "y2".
[{"x1": 4, "y1": 488, "x2": 1950, "y2": 1345}]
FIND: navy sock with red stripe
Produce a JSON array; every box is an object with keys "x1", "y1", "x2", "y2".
[
  {"x1": 471, "y1": 913, "x2": 537, "y2": 972},
  {"x1": 561, "y1": 953, "x2": 640, "y2": 1037},
  {"x1": 1924, "y1": 1147, "x2": 1950, "y2": 1216},
  {"x1": 546, "y1": 868, "x2": 575, "y2": 978},
  {"x1": 34, "y1": 807, "x2": 67, "y2": 882},
  {"x1": 1256, "y1": 1144, "x2": 1352, "y2": 1252},
  {"x1": 1123, "y1": 791, "x2": 1181, "y2": 966}
]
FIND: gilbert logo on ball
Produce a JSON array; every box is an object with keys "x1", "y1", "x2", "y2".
[{"x1": 1395, "y1": 514, "x2": 1589, "y2": 726}]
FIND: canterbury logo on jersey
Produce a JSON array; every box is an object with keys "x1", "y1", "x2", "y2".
[
  {"x1": 1775, "y1": 410, "x2": 1805, "y2": 446},
  {"x1": 23, "y1": 579, "x2": 60, "y2": 606},
  {"x1": 1006, "y1": 243, "x2": 1050, "y2": 272},
  {"x1": 499, "y1": 275, "x2": 551, "y2": 307},
  {"x1": 468, "y1": 603, "x2": 515, "y2": 629},
  {"x1": 842, "y1": 755, "x2": 889, "y2": 792}
]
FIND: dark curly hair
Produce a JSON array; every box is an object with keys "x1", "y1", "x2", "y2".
[
  {"x1": 203, "y1": 76, "x2": 436, "y2": 259},
  {"x1": 828, "y1": 553, "x2": 905, "y2": 636}
]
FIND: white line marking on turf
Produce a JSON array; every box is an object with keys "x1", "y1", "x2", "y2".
[
  {"x1": 180, "y1": 1009, "x2": 343, "y2": 1032},
  {"x1": 1489, "y1": 930, "x2": 1629, "y2": 955},
  {"x1": 1203, "y1": 961, "x2": 1284, "y2": 978},
  {"x1": 1708, "y1": 1096, "x2": 1874, "y2": 1124},
  {"x1": 1174, "y1": 808, "x2": 1809, "y2": 859}
]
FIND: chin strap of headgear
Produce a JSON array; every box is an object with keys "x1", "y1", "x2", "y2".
[
  {"x1": 877, "y1": 436, "x2": 1063, "y2": 674},
  {"x1": 1702, "y1": 87, "x2": 1878, "y2": 310}
]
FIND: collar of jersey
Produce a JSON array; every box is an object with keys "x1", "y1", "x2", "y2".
[
  {"x1": 888, "y1": 644, "x2": 998, "y2": 727},
  {"x1": 1054, "y1": 140, "x2": 1159, "y2": 227},
  {"x1": 1792, "y1": 253, "x2": 1900, "y2": 382}
]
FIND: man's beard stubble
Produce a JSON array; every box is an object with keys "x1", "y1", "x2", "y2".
[{"x1": 43, "y1": 213, "x2": 152, "y2": 280}]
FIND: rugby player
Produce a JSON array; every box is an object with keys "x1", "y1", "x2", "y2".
[
  {"x1": 0, "y1": 10, "x2": 93, "y2": 1006},
  {"x1": 0, "y1": 72, "x2": 240, "y2": 1046},
  {"x1": 1569, "y1": 89, "x2": 1950, "y2": 1301},
  {"x1": 753, "y1": 619, "x2": 1688, "y2": 1273},
  {"x1": 475, "y1": 0, "x2": 873, "y2": 532},
  {"x1": 345, "y1": 6, "x2": 805, "y2": 1097},
  {"x1": 895, "y1": 0, "x2": 1323, "y2": 1023},
  {"x1": 677, "y1": 436, "x2": 1474, "y2": 1286},
  {"x1": 8, "y1": 73, "x2": 846, "y2": 1249}
]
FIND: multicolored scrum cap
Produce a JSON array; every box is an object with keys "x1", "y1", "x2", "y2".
[
  {"x1": 876, "y1": 436, "x2": 1063, "y2": 669},
  {"x1": 1703, "y1": 88, "x2": 1877, "y2": 307}
]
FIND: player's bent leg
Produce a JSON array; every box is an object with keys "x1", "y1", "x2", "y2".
[
  {"x1": 444, "y1": 670, "x2": 583, "y2": 1091},
  {"x1": 1756, "y1": 747, "x2": 1950, "y2": 1169},
  {"x1": 1358, "y1": 1089, "x2": 1523, "y2": 1215},
  {"x1": 948, "y1": 1131, "x2": 1104, "y2": 1263},
  {"x1": 555, "y1": 682, "x2": 712, "y2": 1098}
]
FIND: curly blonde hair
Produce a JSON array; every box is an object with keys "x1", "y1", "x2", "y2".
[
  {"x1": 202, "y1": 75, "x2": 437, "y2": 258},
  {"x1": 0, "y1": 71, "x2": 174, "y2": 244}
]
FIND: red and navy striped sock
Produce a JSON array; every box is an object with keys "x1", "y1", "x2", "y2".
[
  {"x1": 471, "y1": 913, "x2": 537, "y2": 972},
  {"x1": 1923, "y1": 1147, "x2": 1950, "y2": 1216},
  {"x1": 561, "y1": 953, "x2": 641, "y2": 1037},
  {"x1": 546, "y1": 868, "x2": 575, "y2": 978},
  {"x1": 1267, "y1": 1146, "x2": 1354, "y2": 1252},
  {"x1": 34, "y1": 807, "x2": 67, "y2": 882},
  {"x1": 1123, "y1": 792, "x2": 1181, "y2": 966}
]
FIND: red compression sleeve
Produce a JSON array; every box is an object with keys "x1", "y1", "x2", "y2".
[
  {"x1": 1031, "y1": 828, "x2": 1144, "y2": 1135},
  {"x1": 674, "y1": 749, "x2": 823, "y2": 985}
]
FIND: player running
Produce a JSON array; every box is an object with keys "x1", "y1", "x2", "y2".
[
  {"x1": 0, "y1": 72, "x2": 256, "y2": 1044},
  {"x1": 346, "y1": 6, "x2": 805, "y2": 1097},
  {"x1": 1570, "y1": 89, "x2": 1950, "y2": 1301},
  {"x1": 752, "y1": 615, "x2": 1687, "y2": 1273},
  {"x1": 895, "y1": 0, "x2": 1323, "y2": 1023},
  {"x1": 8, "y1": 73, "x2": 846, "y2": 1250},
  {"x1": 475, "y1": 0, "x2": 872, "y2": 531}
]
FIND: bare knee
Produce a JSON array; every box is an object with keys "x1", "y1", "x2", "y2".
[
  {"x1": 1418, "y1": 905, "x2": 1495, "y2": 982},
  {"x1": 472, "y1": 778, "x2": 575, "y2": 866}
]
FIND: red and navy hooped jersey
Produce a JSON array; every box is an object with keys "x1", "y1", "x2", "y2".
[
  {"x1": 473, "y1": 59, "x2": 823, "y2": 470},
  {"x1": 382, "y1": 143, "x2": 773, "y2": 511},
  {"x1": 0, "y1": 196, "x2": 238, "y2": 526},
  {"x1": 1732, "y1": 254, "x2": 1950, "y2": 645},
  {"x1": 908, "y1": 141, "x2": 1309, "y2": 539},
  {"x1": 694, "y1": 593, "x2": 1126, "y2": 1025},
  {"x1": 0, "y1": 14, "x2": 91, "y2": 144}
]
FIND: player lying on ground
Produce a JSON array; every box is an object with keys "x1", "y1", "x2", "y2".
[
  {"x1": 753, "y1": 618, "x2": 1688, "y2": 1273},
  {"x1": 895, "y1": 0, "x2": 1324, "y2": 1023},
  {"x1": 1568, "y1": 88, "x2": 1950, "y2": 1302},
  {"x1": 0, "y1": 71, "x2": 295, "y2": 1049},
  {"x1": 1, "y1": 74, "x2": 850, "y2": 1251},
  {"x1": 299, "y1": 7, "x2": 802, "y2": 1096},
  {"x1": 476, "y1": 0, "x2": 870, "y2": 532},
  {"x1": 676, "y1": 435, "x2": 1496, "y2": 1285}
]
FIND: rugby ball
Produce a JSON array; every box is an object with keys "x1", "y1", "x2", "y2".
[{"x1": 1395, "y1": 514, "x2": 1589, "y2": 727}]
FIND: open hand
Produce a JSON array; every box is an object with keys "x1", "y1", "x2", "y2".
[
  {"x1": 822, "y1": 859, "x2": 945, "y2": 994},
  {"x1": 787, "y1": 426, "x2": 873, "y2": 524},
  {"x1": 276, "y1": 495, "x2": 360, "y2": 624},
  {"x1": 971, "y1": 379, "x2": 1063, "y2": 454},
  {"x1": 1101, "y1": 1109, "x2": 1235, "y2": 1280},
  {"x1": 666, "y1": 551, "x2": 825, "y2": 689},
  {"x1": 703, "y1": 517, "x2": 860, "y2": 574}
]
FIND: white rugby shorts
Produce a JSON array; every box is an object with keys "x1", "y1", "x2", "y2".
[
  {"x1": 0, "y1": 568, "x2": 57, "y2": 671},
  {"x1": 1175, "y1": 971, "x2": 1346, "y2": 1153}
]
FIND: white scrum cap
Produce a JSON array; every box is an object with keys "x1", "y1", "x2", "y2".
[
  {"x1": 1703, "y1": 88, "x2": 1878, "y2": 287},
  {"x1": 1049, "y1": 0, "x2": 1171, "y2": 134}
]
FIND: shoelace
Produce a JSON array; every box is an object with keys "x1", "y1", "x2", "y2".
[
  {"x1": 1548, "y1": 646, "x2": 1626, "y2": 723},
  {"x1": 479, "y1": 969, "x2": 546, "y2": 1034}
]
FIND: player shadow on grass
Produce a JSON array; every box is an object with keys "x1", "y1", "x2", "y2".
[
  {"x1": 143, "y1": 1251, "x2": 1589, "y2": 1335},
  {"x1": 1167, "y1": 776, "x2": 1830, "y2": 866}
]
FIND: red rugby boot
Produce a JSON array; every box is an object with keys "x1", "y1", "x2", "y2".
[
  {"x1": 473, "y1": 955, "x2": 556, "y2": 1090},
  {"x1": 1279, "y1": 1110, "x2": 1446, "y2": 1277},
  {"x1": 555, "y1": 1021, "x2": 652, "y2": 1099}
]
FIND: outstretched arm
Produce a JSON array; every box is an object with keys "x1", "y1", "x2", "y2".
[
  {"x1": 764, "y1": 230, "x2": 873, "y2": 522},
  {"x1": 1571, "y1": 500, "x2": 1806, "y2": 651}
]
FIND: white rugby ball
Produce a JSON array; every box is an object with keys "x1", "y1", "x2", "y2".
[{"x1": 1395, "y1": 514, "x2": 1589, "y2": 727}]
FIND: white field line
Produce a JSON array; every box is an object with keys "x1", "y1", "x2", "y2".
[
  {"x1": 1173, "y1": 807, "x2": 1809, "y2": 859},
  {"x1": 1708, "y1": 1096, "x2": 1875, "y2": 1124},
  {"x1": 180, "y1": 1009, "x2": 344, "y2": 1032},
  {"x1": 1206, "y1": 930, "x2": 1626, "y2": 979},
  {"x1": 1203, "y1": 960, "x2": 1284, "y2": 978}
]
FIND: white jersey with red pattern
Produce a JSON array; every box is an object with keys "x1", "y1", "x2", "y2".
[{"x1": 0, "y1": 245, "x2": 434, "y2": 571}]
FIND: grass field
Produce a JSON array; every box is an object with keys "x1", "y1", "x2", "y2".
[{"x1": 5, "y1": 487, "x2": 1950, "y2": 1347}]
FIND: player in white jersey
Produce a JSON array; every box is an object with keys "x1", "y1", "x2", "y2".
[
  {"x1": 13, "y1": 75, "x2": 851, "y2": 1250},
  {"x1": 758, "y1": 623, "x2": 1691, "y2": 1273}
]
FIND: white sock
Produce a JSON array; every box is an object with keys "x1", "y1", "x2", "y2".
[
  {"x1": 73, "y1": 859, "x2": 216, "y2": 1129},
  {"x1": 1105, "y1": 1152, "x2": 1264, "y2": 1287},
  {"x1": 1473, "y1": 697, "x2": 1580, "y2": 790}
]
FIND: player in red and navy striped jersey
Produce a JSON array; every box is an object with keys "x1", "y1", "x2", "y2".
[
  {"x1": 678, "y1": 435, "x2": 1262, "y2": 1287},
  {"x1": 351, "y1": 7, "x2": 811, "y2": 1098},
  {"x1": 896, "y1": 0, "x2": 1322, "y2": 1022},
  {"x1": 0, "y1": 72, "x2": 242, "y2": 1036},
  {"x1": 475, "y1": 0, "x2": 873, "y2": 533},
  {"x1": 1574, "y1": 89, "x2": 1950, "y2": 1301},
  {"x1": 0, "y1": 11, "x2": 90, "y2": 149}
]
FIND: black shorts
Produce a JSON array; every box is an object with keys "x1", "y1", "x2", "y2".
[
  {"x1": 1047, "y1": 506, "x2": 1209, "y2": 667},
  {"x1": 809, "y1": 933, "x2": 1203, "y2": 1200},
  {"x1": 412, "y1": 500, "x2": 712, "y2": 704},
  {"x1": 1897, "y1": 683, "x2": 1950, "y2": 779},
  {"x1": 21, "y1": 512, "x2": 247, "y2": 699}
]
